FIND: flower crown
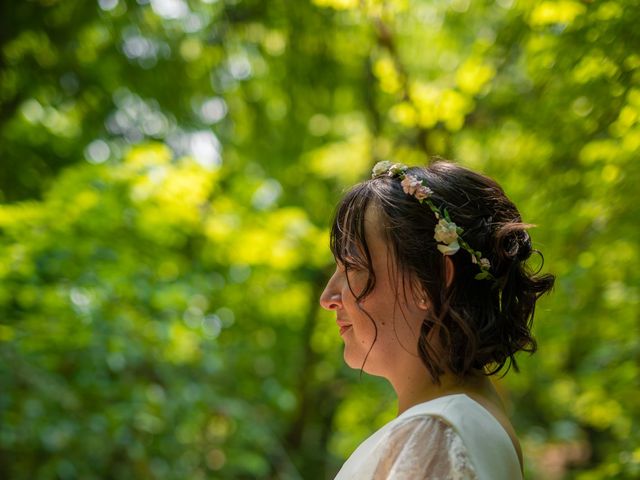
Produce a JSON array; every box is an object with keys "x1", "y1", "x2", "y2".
[{"x1": 372, "y1": 161, "x2": 494, "y2": 281}]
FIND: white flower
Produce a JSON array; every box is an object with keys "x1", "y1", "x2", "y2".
[
  {"x1": 434, "y1": 218, "x2": 458, "y2": 244},
  {"x1": 372, "y1": 161, "x2": 394, "y2": 177},
  {"x1": 479, "y1": 258, "x2": 491, "y2": 269},
  {"x1": 401, "y1": 174, "x2": 422, "y2": 195},
  {"x1": 437, "y1": 241, "x2": 460, "y2": 255},
  {"x1": 388, "y1": 163, "x2": 407, "y2": 176}
]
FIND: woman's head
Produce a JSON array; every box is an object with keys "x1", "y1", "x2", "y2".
[{"x1": 320, "y1": 160, "x2": 555, "y2": 382}]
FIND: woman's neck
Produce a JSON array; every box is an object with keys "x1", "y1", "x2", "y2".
[{"x1": 391, "y1": 366, "x2": 499, "y2": 416}]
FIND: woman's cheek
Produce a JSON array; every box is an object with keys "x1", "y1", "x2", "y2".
[{"x1": 346, "y1": 270, "x2": 369, "y2": 294}]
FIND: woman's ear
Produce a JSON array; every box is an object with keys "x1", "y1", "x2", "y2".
[
  {"x1": 417, "y1": 295, "x2": 429, "y2": 311},
  {"x1": 411, "y1": 276, "x2": 430, "y2": 311},
  {"x1": 444, "y1": 256, "x2": 455, "y2": 288},
  {"x1": 412, "y1": 258, "x2": 455, "y2": 310}
]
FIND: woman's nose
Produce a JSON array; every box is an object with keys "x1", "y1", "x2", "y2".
[{"x1": 320, "y1": 273, "x2": 342, "y2": 311}]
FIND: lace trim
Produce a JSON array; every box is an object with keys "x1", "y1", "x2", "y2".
[
  {"x1": 445, "y1": 425, "x2": 478, "y2": 480},
  {"x1": 372, "y1": 415, "x2": 478, "y2": 480}
]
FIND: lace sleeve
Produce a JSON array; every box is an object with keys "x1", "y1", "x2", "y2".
[{"x1": 371, "y1": 415, "x2": 478, "y2": 480}]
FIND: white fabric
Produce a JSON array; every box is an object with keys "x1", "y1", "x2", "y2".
[{"x1": 334, "y1": 394, "x2": 523, "y2": 480}]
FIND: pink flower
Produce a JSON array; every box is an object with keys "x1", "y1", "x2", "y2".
[
  {"x1": 401, "y1": 174, "x2": 422, "y2": 195},
  {"x1": 414, "y1": 185, "x2": 433, "y2": 201}
]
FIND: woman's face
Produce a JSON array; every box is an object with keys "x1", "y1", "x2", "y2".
[{"x1": 319, "y1": 206, "x2": 427, "y2": 377}]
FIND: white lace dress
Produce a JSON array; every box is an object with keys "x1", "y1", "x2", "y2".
[{"x1": 333, "y1": 394, "x2": 523, "y2": 480}]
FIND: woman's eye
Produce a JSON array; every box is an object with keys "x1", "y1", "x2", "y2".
[
  {"x1": 336, "y1": 256, "x2": 365, "y2": 274},
  {"x1": 345, "y1": 262, "x2": 366, "y2": 274},
  {"x1": 342, "y1": 257, "x2": 360, "y2": 268}
]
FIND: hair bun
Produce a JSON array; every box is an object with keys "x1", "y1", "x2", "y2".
[
  {"x1": 494, "y1": 224, "x2": 532, "y2": 264},
  {"x1": 515, "y1": 231, "x2": 532, "y2": 261}
]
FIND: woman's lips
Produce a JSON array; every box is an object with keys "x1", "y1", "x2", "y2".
[{"x1": 339, "y1": 325, "x2": 352, "y2": 335}]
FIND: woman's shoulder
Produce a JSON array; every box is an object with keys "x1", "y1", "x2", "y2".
[
  {"x1": 375, "y1": 414, "x2": 478, "y2": 479},
  {"x1": 335, "y1": 413, "x2": 476, "y2": 480},
  {"x1": 396, "y1": 394, "x2": 523, "y2": 479},
  {"x1": 334, "y1": 395, "x2": 523, "y2": 480},
  {"x1": 398, "y1": 394, "x2": 515, "y2": 448}
]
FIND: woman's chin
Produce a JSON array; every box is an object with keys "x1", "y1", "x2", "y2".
[
  {"x1": 343, "y1": 350, "x2": 386, "y2": 377},
  {"x1": 343, "y1": 349, "x2": 364, "y2": 370}
]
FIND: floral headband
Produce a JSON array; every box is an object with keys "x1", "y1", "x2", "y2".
[{"x1": 371, "y1": 161, "x2": 494, "y2": 281}]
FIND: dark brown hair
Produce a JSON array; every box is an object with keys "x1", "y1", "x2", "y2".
[{"x1": 330, "y1": 161, "x2": 555, "y2": 382}]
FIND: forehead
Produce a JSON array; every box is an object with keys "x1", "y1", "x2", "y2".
[
  {"x1": 363, "y1": 205, "x2": 386, "y2": 248},
  {"x1": 359, "y1": 204, "x2": 389, "y2": 263},
  {"x1": 331, "y1": 183, "x2": 391, "y2": 264}
]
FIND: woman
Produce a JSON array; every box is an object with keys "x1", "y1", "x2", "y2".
[{"x1": 320, "y1": 161, "x2": 554, "y2": 479}]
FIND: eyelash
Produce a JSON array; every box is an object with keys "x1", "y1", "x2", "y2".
[
  {"x1": 336, "y1": 254, "x2": 367, "y2": 273},
  {"x1": 343, "y1": 260, "x2": 364, "y2": 272}
]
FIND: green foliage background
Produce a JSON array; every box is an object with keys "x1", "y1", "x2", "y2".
[{"x1": 1, "y1": 0, "x2": 638, "y2": 478}]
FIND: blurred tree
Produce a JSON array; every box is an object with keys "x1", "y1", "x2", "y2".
[{"x1": 1, "y1": 0, "x2": 639, "y2": 479}]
